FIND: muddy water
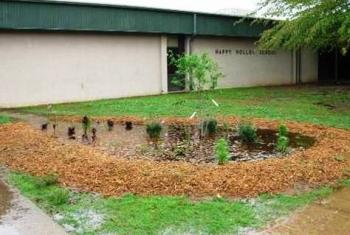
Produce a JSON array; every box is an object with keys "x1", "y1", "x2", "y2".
[
  {"x1": 2, "y1": 112, "x2": 149, "y2": 158},
  {"x1": 264, "y1": 187, "x2": 350, "y2": 235},
  {"x1": 0, "y1": 181, "x2": 12, "y2": 220},
  {"x1": 2, "y1": 112, "x2": 316, "y2": 164}
]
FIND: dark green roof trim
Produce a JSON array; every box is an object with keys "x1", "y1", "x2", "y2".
[{"x1": 0, "y1": 0, "x2": 271, "y2": 37}]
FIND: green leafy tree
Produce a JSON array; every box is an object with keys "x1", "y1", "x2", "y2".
[
  {"x1": 257, "y1": 0, "x2": 350, "y2": 53},
  {"x1": 170, "y1": 53, "x2": 223, "y2": 91}
]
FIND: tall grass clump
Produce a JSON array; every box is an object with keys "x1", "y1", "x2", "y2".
[
  {"x1": 47, "y1": 188, "x2": 70, "y2": 206},
  {"x1": 35, "y1": 173, "x2": 58, "y2": 188}
]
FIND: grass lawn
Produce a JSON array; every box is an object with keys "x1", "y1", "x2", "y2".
[
  {"x1": 0, "y1": 115, "x2": 11, "y2": 124},
  {"x1": 9, "y1": 172, "x2": 344, "y2": 235},
  {"x1": 21, "y1": 85, "x2": 350, "y2": 129}
]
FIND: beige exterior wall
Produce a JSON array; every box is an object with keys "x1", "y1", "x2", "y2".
[
  {"x1": 0, "y1": 32, "x2": 164, "y2": 107},
  {"x1": 0, "y1": 33, "x2": 318, "y2": 107},
  {"x1": 191, "y1": 37, "x2": 318, "y2": 88}
]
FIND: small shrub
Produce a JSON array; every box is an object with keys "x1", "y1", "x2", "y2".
[
  {"x1": 201, "y1": 118, "x2": 218, "y2": 136},
  {"x1": 237, "y1": 122, "x2": 257, "y2": 143},
  {"x1": 215, "y1": 138, "x2": 230, "y2": 165},
  {"x1": 67, "y1": 127, "x2": 76, "y2": 139},
  {"x1": 278, "y1": 124, "x2": 289, "y2": 137},
  {"x1": 276, "y1": 136, "x2": 289, "y2": 153},
  {"x1": 146, "y1": 122, "x2": 162, "y2": 139},
  {"x1": 35, "y1": 174, "x2": 58, "y2": 188},
  {"x1": 47, "y1": 188, "x2": 69, "y2": 206},
  {"x1": 92, "y1": 127, "x2": 97, "y2": 143},
  {"x1": 107, "y1": 120, "x2": 114, "y2": 131},
  {"x1": 41, "y1": 123, "x2": 49, "y2": 131},
  {"x1": 125, "y1": 121, "x2": 133, "y2": 130}
]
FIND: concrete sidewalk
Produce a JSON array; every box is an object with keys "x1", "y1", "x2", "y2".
[{"x1": 0, "y1": 180, "x2": 67, "y2": 235}]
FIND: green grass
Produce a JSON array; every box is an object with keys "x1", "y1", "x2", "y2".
[
  {"x1": 20, "y1": 86, "x2": 350, "y2": 129},
  {"x1": 0, "y1": 115, "x2": 11, "y2": 124},
  {"x1": 8, "y1": 172, "x2": 342, "y2": 235}
]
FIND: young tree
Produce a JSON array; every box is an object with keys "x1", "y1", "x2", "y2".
[
  {"x1": 170, "y1": 52, "x2": 223, "y2": 113},
  {"x1": 170, "y1": 52, "x2": 223, "y2": 92},
  {"x1": 170, "y1": 52, "x2": 223, "y2": 136},
  {"x1": 256, "y1": 0, "x2": 350, "y2": 53}
]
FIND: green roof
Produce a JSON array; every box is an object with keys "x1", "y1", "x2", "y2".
[{"x1": 0, "y1": 0, "x2": 271, "y2": 37}]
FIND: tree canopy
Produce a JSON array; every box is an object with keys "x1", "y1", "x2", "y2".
[{"x1": 257, "y1": 0, "x2": 350, "y2": 53}]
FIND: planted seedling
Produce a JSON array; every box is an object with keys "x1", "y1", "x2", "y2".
[
  {"x1": 67, "y1": 127, "x2": 76, "y2": 140},
  {"x1": 278, "y1": 124, "x2": 289, "y2": 137},
  {"x1": 107, "y1": 120, "x2": 114, "y2": 131},
  {"x1": 146, "y1": 122, "x2": 162, "y2": 140},
  {"x1": 276, "y1": 135, "x2": 289, "y2": 153},
  {"x1": 47, "y1": 104, "x2": 58, "y2": 136},
  {"x1": 237, "y1": 122, "x2": 257, "y2": 143},
  {"x1": 82, "y1": 115, "x2": 91, "y2": 142},
  {"x1": 92, "y1": 127, "x2": 97, "y2": 144},
  {"x1": 215, "y1": 138, "x2": 230, "y2": 165},
  {"x1": 276, "y1": 124, "x2": 289, "y2": 153},
  {"x1": 41, "y1": 123, "x2": 49, "y2": 131},
  {"x1": 52, "y1": 123, "x2": 57, "y2": 136},
  {"x1": 125, "y1": 121, "x2": 133, "y2": 131}
]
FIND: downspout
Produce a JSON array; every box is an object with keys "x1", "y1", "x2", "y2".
[
  {"x1": 189, "y1": 13, "x2": 197, "y2": 53},
  {"x1": 294, "y1": 49, "x2": 302, "y2": 85},
  {"x1": 335, "y1": 48, "x2": 339, "y2": 84},
  {"x1": 186, "y1": 13, "x2": 197, "y2": 90}
]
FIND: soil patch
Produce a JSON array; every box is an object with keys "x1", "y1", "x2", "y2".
[{"x1": 0, "y1": 116, "x2": 349, "y2": 198}]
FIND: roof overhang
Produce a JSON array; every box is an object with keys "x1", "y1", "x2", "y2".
[{"x1": 0, "y1": 0, "x2": 273, "y2": 37}]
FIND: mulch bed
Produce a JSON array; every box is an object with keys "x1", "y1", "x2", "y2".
[{"x1": 0, "y1": 116, "x2": 350, "y2": 198}]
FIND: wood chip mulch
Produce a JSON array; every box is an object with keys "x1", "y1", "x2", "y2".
[{"x1": 0, "y1": 116, "x2": 350, "y2": 198}]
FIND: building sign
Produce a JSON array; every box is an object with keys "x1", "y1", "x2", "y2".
[{"x1": 215, "y1": 48, "x2": 276, "y2": 56}]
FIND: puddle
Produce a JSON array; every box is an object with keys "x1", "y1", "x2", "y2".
[
  {"x1": 266, "y1": 187, "x2": 350, "y2": 235},
  {"x1": 314, "y1": 101, "x2": 350, "y2": 112},
  {"x1": 0, "y1": 181, "x2": 12, "y2": 219},
  {"x1": 2, "y1": 112, "x2": 316, "y2": 164}
]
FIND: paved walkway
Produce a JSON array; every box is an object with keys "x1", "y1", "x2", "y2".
[
  {"x1": 261, "y1": 187, "x2": 350, "y2": 235},
  {"x1": 0, "y1": 178, "x2": 67, "y2": 235}
]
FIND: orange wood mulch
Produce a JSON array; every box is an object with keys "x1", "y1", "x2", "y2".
[{"x1": 0, "y1": 117, "x2": 350, "y2": 198}]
